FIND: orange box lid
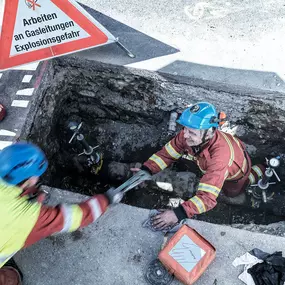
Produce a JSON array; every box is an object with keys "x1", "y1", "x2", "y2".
[{"x1": 158, "y1": 225, "x2": 216, "y2": 284}]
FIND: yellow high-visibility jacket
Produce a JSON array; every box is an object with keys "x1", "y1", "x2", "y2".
[{"x1": 0, "y1": 180, "x2": 109, "y2": 267}]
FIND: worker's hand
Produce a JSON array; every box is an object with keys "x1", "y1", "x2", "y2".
[
  {"x1": 105, "y1": 187, "x2": 124, "y2": 204},
  {"x1": 130, "y1": 167, "x2": 141, "y2": 173},
  {"x1": 151, "y1": 209, "x2": 179, "y2": 230}
]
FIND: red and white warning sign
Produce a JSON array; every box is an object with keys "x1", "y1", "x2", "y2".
[{"x1": 0, "y1": 0, "x2": 118, "y2": 70}]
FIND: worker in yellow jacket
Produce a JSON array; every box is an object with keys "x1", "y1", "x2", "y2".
[{"x1": 0, "y1": 142, "x2": 119, "y2": 285}]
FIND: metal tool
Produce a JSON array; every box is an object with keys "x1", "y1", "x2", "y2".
[
  {"x1": 250, "y1": 157, "x2": 281, "y2": 189},
  {"x1": 106, "y1": 170, "x2": 152, "y2": 204},
  {"x1": 111, "y1": 170, "x2": 152, "y2": 196},
  {"x1": 248, "y1": 156, "x2": 281, "y2": 207},
  {"x1": 115, "y1": 38, "x2": 136, "y2": 58},
  {"x1": 68, "y1": 121, "x2": 103, "y2": 174}
]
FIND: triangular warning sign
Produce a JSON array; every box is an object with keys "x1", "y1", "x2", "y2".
[{"x1": 0, "y1": 0, "x2": 116, "y2": 70}]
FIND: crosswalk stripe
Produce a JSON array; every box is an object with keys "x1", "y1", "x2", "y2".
[
  {"x1": 16, "y1": 88, "x2": 34, "y2": 96},
  {"x1": 0, "y1": 130, "x2": 16, "y2": 136},
  {"x1": 0, "y1": 141, "x2": 13, "y2": 150},
  {"x1": 11, "y1": 100, "x2": 29, "y2": 108},
  {"x1": 22, "y1": 75, "x2": 33, "y2": 83}
]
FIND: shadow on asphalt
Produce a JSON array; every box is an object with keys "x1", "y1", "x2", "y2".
[
  {"x1": 75, "y1": 2, "x2": 180, "y2": 65},
  {"x1": 157, "y1": 60, "x2": 285, "y2": 93},
  {"x1": 75, "y1": 3, "x2": 284, "y2": 94}
]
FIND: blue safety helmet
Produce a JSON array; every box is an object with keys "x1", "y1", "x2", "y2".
[
  {"x1": 177, "y1": 102, "x2": 219, "y2": 130},
  {"x1": 0, "y1": 143, "x2": 48, "y2": 185}
]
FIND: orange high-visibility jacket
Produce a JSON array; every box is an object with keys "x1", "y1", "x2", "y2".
[
  {"x1": 143, "y1": 130, "x2": 249, "y2": 220},
  {"x1": 0, "y1": 181, "x2": 109, "y2": 268}
]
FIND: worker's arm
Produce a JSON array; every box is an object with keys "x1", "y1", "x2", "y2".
[
  {"x1": 173, "y1": 158, "x2": 229, "y2": 220},
  {"x1": 143, "y1": 130, "x2": 186, "y2": 174},
  {"x1": 24, "y1": 194, "x2": 109, "y2": 248}
]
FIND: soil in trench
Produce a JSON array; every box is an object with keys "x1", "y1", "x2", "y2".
[
  {"x1": 33, "y1": 97, "x2": 285, "y2": 226},
  {"x1": 26, "y1": 59, "x2": 285, "y2": 227}
]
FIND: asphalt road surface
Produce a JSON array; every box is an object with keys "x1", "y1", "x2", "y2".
[{"x1": 0, "y1": 61, "x2": 46, "y2": 149}]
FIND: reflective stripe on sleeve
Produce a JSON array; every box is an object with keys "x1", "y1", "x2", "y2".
[
  {"x1": 252, "y1": 165, "x2": 263, "y2": 178},
  {"x1": 149, "y1": 154, "x2": 167, "y2": 170},
  {"x1": 165, "y1": 142, "x2": 181, "y2": 159},
  {"x1": 60, "y1": 204, "x2": 83, "y2": 233},
  {"x1": 189, "y1": 196, "x2": 206, "y2": 213},
  {"x1": 198, "y1": 183, "x2": 221, "y2": 198},
  {"x1": 88, "y1": 198, "x2": 103, "y2": 222},
  {"x1": 248, "y1": 173, "x2": 255, "y2": 185}
]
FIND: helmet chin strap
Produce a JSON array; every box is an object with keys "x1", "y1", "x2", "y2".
[
  {"x1": 192, "y1": 128, "x2": 212, "y2": 154},
  {"x1": 201, "y1": 129, "x2": 209, "y2": 144}
]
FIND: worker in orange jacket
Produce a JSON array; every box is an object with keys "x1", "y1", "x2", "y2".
[
  {"x1": 135, "y1": 102, "x2": 265, "y2": 230},
  {"x1": 0, "y1": 142, "x2": 121, "y2": 285}
]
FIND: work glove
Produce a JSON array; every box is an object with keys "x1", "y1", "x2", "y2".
[{"x1": 105, "y1": 187, "x2": 124, "y2": 204}]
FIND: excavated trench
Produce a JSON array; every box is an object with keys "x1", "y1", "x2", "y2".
[{"x1": 24, "y1": 58, "x2": 285, "y2": 226}]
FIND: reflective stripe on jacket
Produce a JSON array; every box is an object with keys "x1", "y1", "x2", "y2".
[
  {"x1": 0, "y1": 181, "x2": 109, "y2": 267},
  {"x1": 143, "y1": 129, "x2": 250, "y2": 218}
]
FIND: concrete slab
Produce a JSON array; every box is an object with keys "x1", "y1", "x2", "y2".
[{"x1": 15, "y1": 187, "x2": 285, "y2": 285}]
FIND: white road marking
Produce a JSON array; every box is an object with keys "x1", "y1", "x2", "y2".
[
  {"x1": 16, "y1": 88, "x2": 34, "y2": 96},
  {"x1": 0, "y1": 141, "x2": 13, "y2": 150},
  {"x1": 11, "y1": 100, "x2": 29, "y2": 108},
  {"x1": 184, "y1": 2, "x2": 230, "y2": 21},
  {"x1": 11, "y1": 61, "x2": 39, "y2": 71},
  {"x1": 22, "y1": 75, "x2": 33, "y2": 83},
  {"x1": 0, "y1": 130, "x2": 16, "y2": 136},
  {"x1": 0, "y1": 73, "x2": 2, "y2": 79}
]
